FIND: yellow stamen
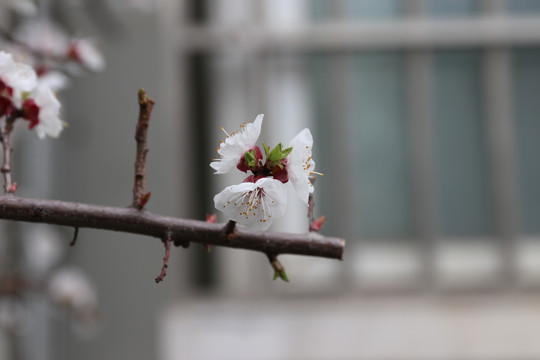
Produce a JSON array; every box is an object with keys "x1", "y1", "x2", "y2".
[
  {"x1": 310, "y1": 171, "x2": 325, "y2": 176},
  {"x1": 220, "y1": 127, "x2": 230, "y2": 137}
]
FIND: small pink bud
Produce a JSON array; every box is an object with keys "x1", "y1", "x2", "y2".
[
  {"x1": 8, "y1": 182, "x2": 17, "y2": 193},
  {"x1": 138, "y1": 192, "x2": 151, "y2": 208},
  {"x1": 310, "y1": 215, "x2": 327, "y2": 232}
]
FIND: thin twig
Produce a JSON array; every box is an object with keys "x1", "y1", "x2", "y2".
[
  {"x1": 70, "y1": 227, "x2": 79, "y2": 246},
  {"x1": 307, "y1": 179, "x2": 326, "y2": 232},
  {"x1": 155, "y1": 235, "x2": 172, "y2": 283},
  {"x1": 1, "y1": 113, "x2": 18, "y2": 193},
  {"x1": 0, "y1": 195, "x2": 345, "y2": 260},
  {"x1": 132, "y1": 89, "x2": 154, "y2": 209}
]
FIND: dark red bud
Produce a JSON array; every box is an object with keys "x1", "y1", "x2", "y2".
[
  {"x1": 35, "y1": 64, "x2": 49, "y2": 77},
  {"x1": 0, "y1": 96, "x2": 13, "y2": 118},
  {"x1": 243, "y1": 175, "x2": 255, "y2": 183},
  {"x1": 252, "y1": 146, "x2": 263, "y2": 164},
  {"x1": 272, "y1": 166, "x2": 289, "y2": 184},
  {"x1": 67, "y1": 42, "x2": 82, "y2": 63},
  {"x1": 237, "y1": 153, "x2": 250, "y2": 173},
  {"x1": 22, "y1": 99, "x2": 40, "y2": 129}
]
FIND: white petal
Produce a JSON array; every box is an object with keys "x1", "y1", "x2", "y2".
[
  {"x1": 214, "y1": 177, "x2": 287, "y2": 230},
  {"x1": 33, "y1": 85, "x2": 63, "y2": 138},
  {"x1": 0, "y1": 51, "x2": 37, "y2": 93},
  {"x1": 210, "y1": 114, "x2": 263, "y2": 174},
  {"x1": 38, "y1": 71, "x2": 71, "y2": 91},
  {"x1": 287, "y1": 128, "x2": 315, "y2": 204},
  {"x1": 75, "y1": 39, "x2": 106, "y2": 72},
  {"x1": 8, "y1": 62, "x2": 38, "y2": 92}
]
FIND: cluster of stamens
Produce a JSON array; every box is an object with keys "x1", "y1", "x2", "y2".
[{"x1": 221, "y1": 187, "x2": 276, "y2": 223}]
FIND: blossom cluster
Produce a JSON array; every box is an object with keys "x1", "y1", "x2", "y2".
[
  {"x1": 211, "y1": 115, "x2": 319, "y2": 230},
  {"x1": 0, "y1": 51, "x2": 63, "y2": 138}
]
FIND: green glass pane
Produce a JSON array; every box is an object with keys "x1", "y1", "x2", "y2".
[
  {"x1": 432, "y1": 50, "x2": 494, "y2": 237},
  {"x1": 428, "y1": 0, "x2": 479, "y2": 16},
  {"x1": 512, "y1": 48, "x2": 540, "y2": 234},
  {"x1": 507, "y1": 0, "x2": 540, "y2": 13},
  {"x1": 350, "y1": 52, "x2": 414, "y2": 238}
]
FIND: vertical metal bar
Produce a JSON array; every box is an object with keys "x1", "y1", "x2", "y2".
[
  {"x1": 405, "y1": 1, "x2": 439, "y2": 288},
  {"x1": 481, "y1": 0, "x2": 519, "y2": 286}
]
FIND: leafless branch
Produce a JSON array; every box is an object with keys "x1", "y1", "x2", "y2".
[
  {"x1": 0, "y1": 195, "x2": 344, "y2": 260},
  {"x1": 0, "y1": 89, "x2": 345, "y2": 280}
]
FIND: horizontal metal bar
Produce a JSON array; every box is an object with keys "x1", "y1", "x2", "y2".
[{"x1": 174, "y1": 16, "x2": 540, "y2": 52}]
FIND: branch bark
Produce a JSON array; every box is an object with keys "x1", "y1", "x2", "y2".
[
  {"x1": 0, "y1": 113, "x2": 18, "y2": 193},
  {"x1": 0, "y1": 194, "x2": 345, "y2": 260}
]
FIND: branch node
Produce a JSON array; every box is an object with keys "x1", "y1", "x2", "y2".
[
  {"x1": 223, "y1": 220, "x2": 236, "y2": 240},
  {"x1": 173, "y1": 239, "x2": 190, "y2": 248},
  {"x1": 70, "y1": 227, "x2": 79, "y2": 246}
]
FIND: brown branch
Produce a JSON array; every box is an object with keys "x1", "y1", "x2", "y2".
[
  {"x1": 155, "y1": 235, "x2": 172, "y2": 283},
  {"x1": 0, "y1": 195, "x2": 345, "y2": 260},
  {"x1": 132, "y1": 89, "x2": 154, "y2": 209}
]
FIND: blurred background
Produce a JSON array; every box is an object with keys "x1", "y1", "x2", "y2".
[{"x1": 2, "y1": 0, "x2": 540, "y2": 359}]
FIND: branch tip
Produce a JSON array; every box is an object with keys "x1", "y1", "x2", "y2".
[
  {"x1": 267, "y1": 254, "x2": 289, "y2": 283},
  {"x1": 155, "y1": 236, "x2": 172, "y2": 283},
  {"x1": 70, "y1": 227, "x2": 79, "y2": 246}
]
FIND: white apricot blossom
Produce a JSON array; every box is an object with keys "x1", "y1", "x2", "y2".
[
  {"x1": 287, "y1": 128, "x2": 316, "y2": 205},
  {"x1": 210, "y1": 114, "x2": 263, "y2": 174},
  {"x1": 214, "y1": 177, "x2": 287, "y2": 230}
]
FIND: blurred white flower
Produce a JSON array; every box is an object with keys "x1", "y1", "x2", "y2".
[
  {"x1": 0, "y1": 50, "x2": 37, "y2": 93},
  {"x1": 214, "y1": 177, "x2": 287, "y2": 230},
  {"x1": 68, "y1": 39, "x2": 106, "y2": 72},
  {"x1": 22, "y1": 85, "x2": 63, "y2": 138},
  {"x1": 14, "y1": 20, "x2": 69, "y2": 58},
  {"x1": 7, "y1": 0, "x2": 38, "y2": 16},
  {"x1": 0, "y1": 50, "x2": 38, "y2": 115},
  {"x1": 38, "y1": 70, "x2": 71, "y2": 91},
  {"x1": 23, "y1": 226, "x2": 64, "y2": 275},
  {"x1": 210, "y1": 114, "x2": 263, "y2": 174},
  {"x1": 48, "y1": 268, "x2": 97, "y2": 313}
]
